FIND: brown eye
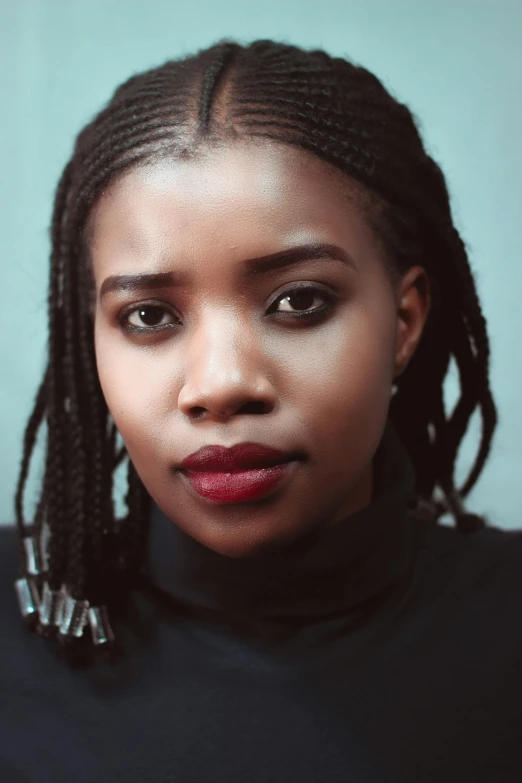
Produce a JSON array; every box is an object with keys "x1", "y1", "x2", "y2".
[
  {"x1": 123, "y1": 305, "x2": 177, "y2": 330},
  {"x1": 270, "y1": 286, "x2": 335, "y2": 318}
]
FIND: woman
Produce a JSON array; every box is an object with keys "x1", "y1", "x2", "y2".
[{"x1": 2, "y1": 38, "x2": 521, "y2": 782}]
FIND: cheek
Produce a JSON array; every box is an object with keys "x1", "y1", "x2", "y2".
[
  {"x1": 94, "y1": 324, "x2": 177, "y2": 455},
  {"x1": 300, "y1": 306, "x2": 395, "y2": 484},
  {"x1": 304, "y1": 307, "x2": 394, "y2": 415}
]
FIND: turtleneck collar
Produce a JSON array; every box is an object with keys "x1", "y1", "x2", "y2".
[{"x1": 143, "y1": 420, "x2": 419, "y2": 636}]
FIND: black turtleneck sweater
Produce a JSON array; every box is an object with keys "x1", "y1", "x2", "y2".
[{"x1": 1, "y1": 422, "x2": 522, "y2": 783}]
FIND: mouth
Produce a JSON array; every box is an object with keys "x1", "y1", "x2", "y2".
[
  {"x1": 179, "y1": 460, "x2": 300, "y2": 504},
  {"x1": 179, "y1": 442, "x2": 302, "y2": 473}
]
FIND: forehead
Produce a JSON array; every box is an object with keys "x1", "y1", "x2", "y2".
[{"x1": 88, "y1": 139, "x2": 381, "y2": 270}]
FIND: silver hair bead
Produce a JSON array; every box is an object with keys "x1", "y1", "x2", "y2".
[
  {"x1": 38, "y1": 582, "x2": 65, "y2": 628},
  {"x1": 88, "y1": 606, "x2": 115, "y2": 646},
  {"x1": 58, "y1": 591, "x2": 90, "y2": 639},
  {"x1": 23, "y1": 537, "x2": 42, "y2": 576},
  {"x1": 14, "y1": 577, "x2": 40, "y2": 619}
]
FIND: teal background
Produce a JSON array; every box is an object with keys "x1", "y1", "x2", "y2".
[{"x1": 1, "y1": 0, "x2": 521, "y2": 528}]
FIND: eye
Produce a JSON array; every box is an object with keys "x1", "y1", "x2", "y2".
[
  {"x1": 119, "y1": 285, "x2": 336, "y2": 334},
  {"x1": 269, "y1": 285, "x2": 335, "y2": 318},
  {"x1": 120, "y1": 303, "x2": 178, "y2": 332}
]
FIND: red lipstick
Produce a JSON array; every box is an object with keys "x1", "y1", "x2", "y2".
[{"x1": 178, "y1": 442, "x2": 302, "y2": 504}]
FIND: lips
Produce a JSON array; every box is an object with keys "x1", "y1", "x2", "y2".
[
  {"x1": 179, "y1": 442, "x2": 298, "y2": 472},
  {"x1": 181, "y1": 463, "x2": 296, "y2": 504},
  {"x1": 177, "y1": 442, "x2": 304, "y2": 504}
]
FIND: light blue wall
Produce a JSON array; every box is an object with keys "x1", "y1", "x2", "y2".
[{"x1": 2, "y1": 0, "x2": 521, "y2": 527}]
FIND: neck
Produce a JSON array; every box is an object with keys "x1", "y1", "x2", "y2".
[{"x1": 141, "y1": 419, "x2": 420, "y2": 639}]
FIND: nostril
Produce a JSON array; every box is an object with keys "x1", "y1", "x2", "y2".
[
  {"x1": 239, "y1": 401, "x2": 268, "y2": 415},
  {"x1": 187, "y1": 400, "x2": 269, "y2": 421}
]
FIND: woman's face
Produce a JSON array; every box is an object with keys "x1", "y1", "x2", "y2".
[{"x1": 89, "y1": 139, "x2": 430, "y2": 558}]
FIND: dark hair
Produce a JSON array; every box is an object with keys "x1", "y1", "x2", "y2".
[{"x1": 13, "y1": 38, "x2": 497, "y2": 656}]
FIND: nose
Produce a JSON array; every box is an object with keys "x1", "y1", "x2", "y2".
[{"x1": 177, "y1": 315, "x2": 277, "y2": 422}]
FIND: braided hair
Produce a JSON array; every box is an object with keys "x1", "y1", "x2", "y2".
[{"x1": 13, "y1": 38, "x2": 497, "y2": 657}]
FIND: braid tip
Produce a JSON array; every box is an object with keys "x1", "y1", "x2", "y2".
[
  {"x1": 37, "y1": 582, "x2": 66, "y2": 636},
  {"x1": 58, "y1": 591, "x2": 90, "y2": 640},
  {"x1": 88, "y1": 605, "x2": 115, "y2": 647},
  {"x1": 23, "y1": 536, "x2": 43, "y2": 576},
  {"x1": 455, "y1": 512, "x2": 487, "y2": 535},
  {"x1": 14, "y1": 577, "x2": 41, "y2": 631}
]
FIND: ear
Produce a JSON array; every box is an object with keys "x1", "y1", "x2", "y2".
[{"x1": 393, "y1": 265, "x2": 431, "y2": 380}]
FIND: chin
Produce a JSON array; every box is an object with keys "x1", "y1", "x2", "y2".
[{"x1": 179, "y1": 515, "x2": 306, "y2": 560}]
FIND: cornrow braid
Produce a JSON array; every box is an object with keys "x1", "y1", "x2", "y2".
[
  {"x1": 13, "y1": 37, "x2": 498, "y2": 660},
  {"x1": 198, "y1": 42, "x2": 240, "y2": 129}
]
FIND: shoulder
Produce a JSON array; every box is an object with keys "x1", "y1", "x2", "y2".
[
  {"x1": 417, "y1": 519, "x2": 522, "y2": 616},
  {"x1": 423, "y1": 518, "x2": 522, "y2": 571},
  {"x1": 400, "y1": 519, "x2": 522, "y2": 690}
]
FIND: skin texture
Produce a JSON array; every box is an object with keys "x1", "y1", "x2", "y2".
[{"x1": 89, "y1": 139, "x2": 431, "y2": 558}]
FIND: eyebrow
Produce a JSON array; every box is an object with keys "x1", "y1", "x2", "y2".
[{"x1": 99, "y1": 242, "x2": 357, "y2": 302}]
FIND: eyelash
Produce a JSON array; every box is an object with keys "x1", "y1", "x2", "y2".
[{"x1": 118, "y1": 285, "x2": 337, "y2": 334}]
